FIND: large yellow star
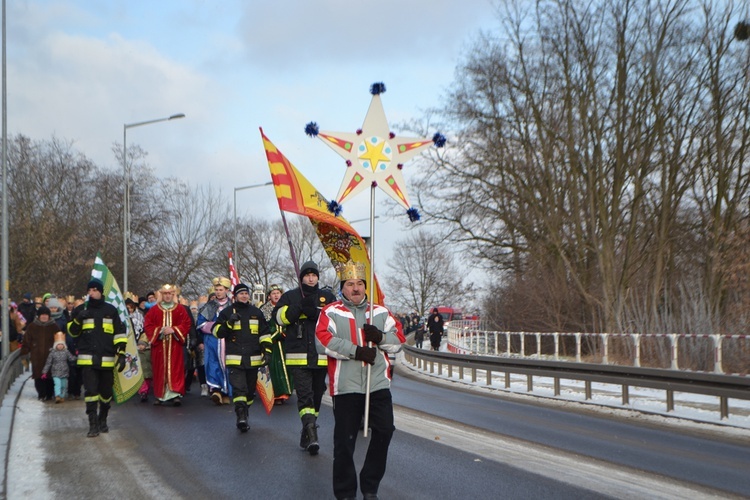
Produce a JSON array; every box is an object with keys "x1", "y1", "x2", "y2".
[{"x1": 357, "y1": 138, "x2": 391, "y2": 173}]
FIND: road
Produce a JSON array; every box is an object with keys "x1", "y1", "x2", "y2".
[{"x1": 5, "y1": 358, "x2": 749, "y2": 499}]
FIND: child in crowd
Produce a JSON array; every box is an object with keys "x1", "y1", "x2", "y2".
[{"x1": 41, "y1": 332, "x2": 77, "y2": 403}]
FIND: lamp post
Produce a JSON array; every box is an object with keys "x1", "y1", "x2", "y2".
[
  {"x1": 233, "y1": 181, "x2": 273, "y2": 275},
  {"x1": 1, "y1": 0, "x2": 8, "y2": 360},
  {"x1": 123, "y1": 113, "x2": 185, "y2": 296}
]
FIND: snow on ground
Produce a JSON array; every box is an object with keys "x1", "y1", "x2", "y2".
[
  {"x1": 406, "y1": 341, "x2": 750, "y2": 432},
  {"x1": 5, "y1": 374, "x2": 53, "y2": 499}
]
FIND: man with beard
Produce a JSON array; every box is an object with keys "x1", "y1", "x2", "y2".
[
  {"x1": 196, "y1": 277, "x2": 233, "y2": 404},
  {"x1": 143, "y1": 284, "x2": 191, "y2": 406}
]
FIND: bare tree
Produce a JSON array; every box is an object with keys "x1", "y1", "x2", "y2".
[
  {"x1": 414, "y1": 0, "x2": 750, "y2": 333},
  {"x1": 142, "y1": 182, "x2": 231, "y2": 297},
  {"x1": 6, "y1": 135, "x2": 106, "y2": 296},
  {"x1": 384, "y1": 230, "x2": 470, "y2": 316}
]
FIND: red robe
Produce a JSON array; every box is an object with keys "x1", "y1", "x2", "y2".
[{"x1": 143, "y1": 303, "x2": 191, "y2": 399}]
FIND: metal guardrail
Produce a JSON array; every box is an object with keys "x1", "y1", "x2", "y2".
[
  {"x1": 0, "y1": 350, "x2": 25, "y2": 406},
  {"x1": 446, "y1": 322, "x2": 749, "y2": 375},
  {"x1": 402, "y1": 343, "x2": 750, "y2": 420}
]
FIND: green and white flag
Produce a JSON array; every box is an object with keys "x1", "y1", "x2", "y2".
[{"x1": 91, "y1": 252, "x2": 143, "y2": 403}]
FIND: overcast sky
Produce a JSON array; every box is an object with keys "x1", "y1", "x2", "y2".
[{"x1": 7, "y1": 0, "x2": 499, "y2": 299}]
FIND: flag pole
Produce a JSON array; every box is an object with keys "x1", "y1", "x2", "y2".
[
  {"x1": 280, "y1": 209, "x2": 303, "y2": 294},
  {"x1": 363, "y1": 183, "x2": 375, "y2": 437}
]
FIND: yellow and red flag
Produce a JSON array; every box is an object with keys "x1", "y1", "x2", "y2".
[{"x1": 260, "y1": 128, "x2": 384, "y2": 305}]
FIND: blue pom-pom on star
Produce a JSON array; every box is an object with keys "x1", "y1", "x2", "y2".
[
  {"x1": 370, "y1": 82, "x2": 386, "y2": 95},
  {"x1": 432, "y1": 132, "x2": 446, "y2": 148},
  {"x1": 407, "y1": 207, "x2": 421, "y2": 222},
  {"x1": 327, "y1": 200, "x2": 343, "y2": 216},
  {"x1": 305, "y1": 122, "x2": 319, "y2": 137}
]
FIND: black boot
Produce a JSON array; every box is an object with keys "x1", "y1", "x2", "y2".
[
  {"x1": 299, "y1": 426, "x2": 310, "y2": 449},
  {"x1": 98, "y1": 402, "x2": 110, "y2": 433},
  {"x1": 304, "y1": 422, "x2": 319, "y2": 455},
  {"x1": 86, "y1": 403, "x2": 99, "y2": 438},
  {"x1": 300, "y1": 414, "x2": 314, "y2": 449},
  {"x1": 235, "y1": 404, "x2": 248, "y2": 433}
]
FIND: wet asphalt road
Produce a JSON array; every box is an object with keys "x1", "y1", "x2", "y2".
[{"x1": 9, "y1": 361, "x2": 750, "y2": 499}]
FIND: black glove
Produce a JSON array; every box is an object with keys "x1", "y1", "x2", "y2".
[
  {"x1": 261, "y1": 351, "x2": 272, "y2": 367},
  {"x1": 300, "y1": 294, "x2": 318, "y2": 318},
  {"x1": 354, "y1": 346, "x2": 377, "y2": 365},
  {"x1": 363, "y1": 324, "x2": 384, "y2": 344},
  {"x1": 116, "y1": 353, "x2": 127, "y2": 372},
  {"x1": 77, "y1": 309, "x2": 91, "y2": 321},
  {"x1": 229, "y1": 313, "x2": 241, "y2": 325}
]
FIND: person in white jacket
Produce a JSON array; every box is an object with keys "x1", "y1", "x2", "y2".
[{"x1": 315, "y1": 260, "x2": 405, "y2": 500}]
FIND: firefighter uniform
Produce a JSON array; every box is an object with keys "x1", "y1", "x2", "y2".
[
  {"x1": 273, "y1": 261, "x2": 336, "y2": 454},
  {"x1": 213, "y1": 284, "x2": 272, "y2": 432},
  {"x1": 67, "y1": 280, "x2": 127, "y2": 437}
]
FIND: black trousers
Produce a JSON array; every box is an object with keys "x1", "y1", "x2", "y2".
[
  {"x1": 228, "y1": 366, "x2": 258, "y2": 405},
  {"x1": 290, "y1": 367, "x2": 326, "y2": 424},
  {"x1": 332, "y1": 389, "x2": 395, "y2": 499},
  {"x1": 68, "y1": 364, "x2": 82, "y2": 397},
  {"x1": 82, "y1": 366, "x2": 114, "y2": 403},
  {"x1": 34, "y1": 377, "x2": 54, "y2": 400}
]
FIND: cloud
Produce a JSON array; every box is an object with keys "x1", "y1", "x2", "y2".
[{"x1": 236, "y1": 0, "x2": 496, "y2": 70}]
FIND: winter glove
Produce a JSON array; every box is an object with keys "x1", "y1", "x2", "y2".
[
  {"x1": 362, "y1": 324, "x2": 384, "y2": 344},
  {"x1": 116, "y1": 353, "x2": 127, "y2": 372},
  {"x1": 229, "y1": 313, "x2": 241, "y2": 325},
  {"x1": 76, "y1": 309, "x2": 91, "y2": 321},
  {"x1": 41, "y1": 373, "x2": 48, "y2": 380},
  {"x1": 300, "y1": 294, "x2": 319, "y2": 319},
  {"x1": 354, "y1": 346, "x2": 377, "y2": 365},
  {"x1": 261, "y1": 351, "x2": 272, "y2": 367}
]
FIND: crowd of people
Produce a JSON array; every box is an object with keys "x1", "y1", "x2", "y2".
[{"x1": 1, "y1": 258, "x2": 409, "y2": 500}]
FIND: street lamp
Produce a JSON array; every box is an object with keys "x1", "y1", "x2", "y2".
[
  {"x1": 123, "y1": 113, "x2": 185, "y2": 296},
  {"x1": 233, "y1": 181, "x2": 273, "y2": 274}
]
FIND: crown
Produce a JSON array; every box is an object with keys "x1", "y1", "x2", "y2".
[
  {"x1": 336, "y1": 260, "x2": 367, "y2": 281},
  {"x1": 160, "y1": 283, "x2": 181, "y2": 295},
  {"x1": 212, "y1": 277, "x2": 231, "y2": 289}
]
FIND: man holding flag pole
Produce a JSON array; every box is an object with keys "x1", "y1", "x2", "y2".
[
  {"x1": 315, "y1": 260, "x2": 404, "y2": 500},
  {"x1": 68, "y1": 258, "x2": 129, "y2": 437}
]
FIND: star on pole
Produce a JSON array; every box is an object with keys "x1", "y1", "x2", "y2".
[{"x1": 305, "y1": 82, "x2": 446, "y2": 221}]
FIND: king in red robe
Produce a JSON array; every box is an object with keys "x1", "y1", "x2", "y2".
[{"x1": 143, "y1": 284, "x2": 192, "y2": 405}]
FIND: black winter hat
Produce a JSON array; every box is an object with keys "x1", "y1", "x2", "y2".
[
  {"x1": 233, "y1": 283, "x2": 250, "y2": 295},
  {"x1": 299, "y1": 260, "x2": 319, "y2": 280},
  {"x1": 87, "y1": 279, "x2": 104, "y2": 293},
  {"x1": 36, "y1": 305, "x2": 51, "y2": 318}
]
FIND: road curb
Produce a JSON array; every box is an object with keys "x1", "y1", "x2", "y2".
[{"x1": 0, "y1": 372, "x2": 31, "y2": 499}]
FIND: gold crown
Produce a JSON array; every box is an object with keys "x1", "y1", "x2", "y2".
[
  {"x1": 160, "y1": 283, "x2": 180, "y2": 295},
  {"x1": 336, "y1": 260, "x2": 367, "y2": 281},
  {"x1": 212, "y1": 277, "x2": 231, "y2": 289}
]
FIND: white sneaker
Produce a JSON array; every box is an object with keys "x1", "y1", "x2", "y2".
[{"x1": 200, "y1": 384, "x2": 208, "y2": 397}]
